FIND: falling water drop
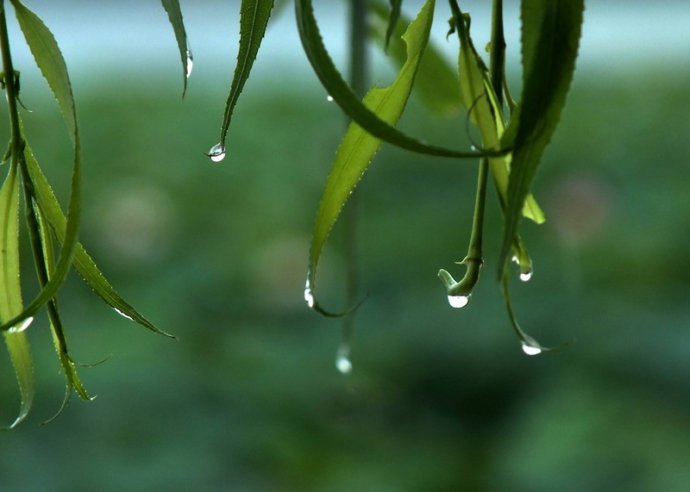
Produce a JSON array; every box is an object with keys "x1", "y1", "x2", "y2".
[
  {"x1": 519, "y1": 270, "x2": 533, "y2": 282},
  {"x1": 521, "y1": 342, "x2": 542, "y2": 356},
  {"x1": 207, "y1": 143, "x2": 226, "y2": 163},
  {"x1": 8, "y1": 316, "x2": 34, "y2": 333},
  {"x1": 335, "y1": 345, "x2": 352, "y2": 375},
  {"x1": 304, "y1": 280, "x2": 315, "y2": 309},
  {"x1": 113, "y1": 307, "x2": 134, "y2": 321},
  {"x1": 326, "y1": 94, "x2": 334, "y2": 102},
  {"x1": 447, "y1": 294, "x2": 470, "y2": 309},
  {"x1": 186, "y1": 50, "x2": 194, "y2": 79}
]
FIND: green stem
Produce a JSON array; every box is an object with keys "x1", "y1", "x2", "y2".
[{"x1": 0, "y1": 3, "x2": 23, "y2": 158}]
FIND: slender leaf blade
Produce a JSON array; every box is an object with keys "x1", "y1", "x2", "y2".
[
  {"x1": 23, "y1": 144, "x2": 172, "y2": 337},
  {"x1": 384, "y1": 0, "x2": 403, "y2": 50},
  {"x1": 307, "y1": 0, "x2": 435, "y2": 312},
  {"x1": 161, "y1": 0, "x2": 192, "y2": 96},
  {"x1": 217, "y1": 0, "x2": 275, "y2": 151},
  {"x1": 295, "y1": 0, "x2": 494, "y2": 159},
  {"x1": 5, "y1": 1, "x2": 81, "y2": 331},
  {"x1": 498, "y1": 0, "x2": 584, "y2": 275},
  {"x1": 0, "y1": 162, "x2": 34, "y2": 429}
]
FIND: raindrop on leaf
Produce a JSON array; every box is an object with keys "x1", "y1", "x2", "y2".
[
  {"x1": 186, "y1": 50, "x2": 194, "y2": 79},
  {"x1": 447, "y1": 294, "x2": 470, "y2": 309},
  {"x1": 207, "y1": 143, "x2": 226, "y2": 163},
  {"x1": 521, "y1": 342, "x2": 542, "y2": 356},
  {"x1": 326, "y1": 94, "x2": 334, "y2": 102},
  {"x1": 7, "y1": 316, "x2": 34, "y2": 333},
  {"x1": 519, "y1": 270, "x2": 533, "y2": 282},
  {"x1": 113, "y1": 307, "x2": 134, "y2": 321},
  {"x1": 335, "y1": 345, "x2": 352, "y2": 375},
  {"x1": 303, "y1": 280, "x2": 315, "y2": 309}
]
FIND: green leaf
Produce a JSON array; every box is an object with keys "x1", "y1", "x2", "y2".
[
  {"x1": 306, "y1": 0, "x2": 435, "y2": 314},
  {"x1": 215, "y1": 0, "x2": 275, "y2": 155},
  {"x1": 295, "y1": 0, "x2": 495, "y2": 159},
  {"x1": 4, "y1": 1, "x2": 82, "y2": 331},
  {"x1": 22, "y1": 144, "x2": 172, "y2": 338},
  {"x1": 370, "y1": 0, "x2": 461, "y2": 116},
  {"x1": 0, "y1": 160, "x2": 34, "y2": 429},
  {"x1": 161, "y1": 0, "x2": 192, "y2": 96},
  {"x1": 501, "y1": 270, "x2": 548, "y2": 356},
  {"x1": 384, "y1": 0, "x2": 403, "y2": 51},
  {"x1": 497, "y1": 0, "x2": 584, "y2": 276},
  {"x1": 449, "y1": 2, "x2": 544, "y2": 223}
]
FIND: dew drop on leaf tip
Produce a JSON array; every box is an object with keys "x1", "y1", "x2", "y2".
[
  {"x1": 447, "y1": 294, "x2": 469, "y2": 309},
  {"x1": 521, "y1": 342, "x2": 542, "y2": 356},
  {"x1": 519, "y1": 270, "x2": 533, "y2": 282},
  {"x1": 326, "y1": 94, "x2": 334, "y2": 102},
  {"x1": 207, "y1": 143, "x2": 226, "y2": 163},
  {"x1": 303, "y1": 280, "x2": 315, "y2": 309}
]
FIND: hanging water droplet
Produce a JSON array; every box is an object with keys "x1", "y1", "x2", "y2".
[
  {"x1": 113, "y1": 307, "x2": 134, "y2": 321},
  {"x1": 8, "y1": 316, "x2": 34, "y2": 333},
  {"x1": 326, "y1": 94, "x2": 334, "y2": 102},
  {"x1": 519, "y1": 270, "x2": 533, "y2": 282},
  {"x1": 521, "y1": 342, "x2": 542, "y2": 356},
  {"x1": 335, "y1": 345, "x2": 352, "y2": 374},
  {"x1": 207, "y1": 143, "x2": 226, "y2": 163},
  {"x1": 470, "y1": 144, "x2": 478, "y2": 151},
  {"x1": 304, "y1": 280, "x2": 315, "y2": 309},
  {"x1": 185, "y1": 50, "x2": 194, "y2": 79},
  {"x1": 447, "y1": 294, "x2": 470, "y2": 309}
]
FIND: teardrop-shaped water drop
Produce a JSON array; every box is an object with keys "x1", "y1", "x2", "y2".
[
  {"x1": 335, "y1": 345, "x2": 352, "y2": 375},
  {"x1": 304, "y1": 280, "x2": 315, "y2": 309},
  {"x1": 447, "y1": 294, "x2": 470, "y2": 309},
  {"x1": 519, "y1": 270, "x2": 533, "y2": 282},
  {"x1": 326, "y1": 94, "x2": 334, "y2": 102},
  {"x1": 186, "y1": 50, "x2": 194, "y2": 79},
  {"x1": 521, "y1": 342, "x2": 542, "y2": 356},
  {"x1": 207, "y1": 143, "x2": 226, "y2": 163},
  {"x1": 8, "y1": 316, "x2": 34, "y2": 333}
]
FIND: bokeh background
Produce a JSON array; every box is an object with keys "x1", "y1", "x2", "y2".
[{"x1": 1, "y1": 1, "x2": 689, "y2": 491}]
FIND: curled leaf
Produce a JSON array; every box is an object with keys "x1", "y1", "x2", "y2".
[{"x1": 306, "y1": 0, "x2": 436, "y2": 314}]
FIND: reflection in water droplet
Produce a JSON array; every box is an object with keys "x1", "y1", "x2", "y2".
[
  {"x1": 335, "y1": 345, "x2": 352, "y2": 374},
  {"x1": 207, "y1": 143, "x2": 226, "y2": 163},
  {"x1": 186, "y1": 51, "x2": 194, "y2": 79},
  {"x1": 521, "y1": 342, "x2": 542, "y2": 356},
  {"x1": 8, "y1": 316, "x2": 34, "y2": 333},
  {"x1": 304, "y1": 280, "x2": 315, "y2": 309},
  {"x1": 113, "y1": 308, "x2": 134, "y2": 321},
  {"x1": 326, "y1": 95, "x2": 334, "y2": 102},
  {"x1": 519, "y1": 270, "x2": 533, "y2": 282},
  {"x1": 447, "y1": 294, "x2": 470, "y2": 308}
]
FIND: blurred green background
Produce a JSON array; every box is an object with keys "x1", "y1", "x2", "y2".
[{"x1": 1, "y1": 1, "x2": 690, "y2": 491}]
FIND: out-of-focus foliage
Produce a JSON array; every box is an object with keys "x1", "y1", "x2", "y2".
[{"x1": 0, "y1": 66, "x2": 688, "y2": 488}]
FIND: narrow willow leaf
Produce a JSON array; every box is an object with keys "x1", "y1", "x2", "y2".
[
  {"x1": 498, "y1": 0, "x2": 584, "y2": 276},
  {"x1": 216, "y1": 0, "x2": 275, "y2": 155},
  {"x1": 0, "y1": 162, "x2": 34, "y2": 429},
  {"x1": 370, "y1": 0, "x2": 461, "y2": 115},
  {"x1": 161, "y1": 0, "x2": 192, "y2": 96},
  {"x1": 4, "y1": 1, "x2": 81, "y2": 332},
  {"x1": 450, "y1": 2, "x2": 543, "y2": 223},
  {"x1": 384, "y1": 0, "x2": 403, "y2": 50},
  {"x1": 22, "y1": 144, "x2": 172, "y2": 338},
  {"x1": 306, "y1": 0, "x2": 435, "y2": 314},
  {"x1": 501, "y1": 270, "x2": 548, "y2": 356},
  {"x1": 295, "y1": 0, "x2": 496, "y2": 159}
]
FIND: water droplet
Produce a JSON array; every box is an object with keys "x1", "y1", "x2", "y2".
[
  {"x1": 207, "y1": 143, "x2": 226, "y2": 163},
  {"x1": 470, "y1": 144, "x2": 478, "y2": 151},
  {"x1": 511, "y1": 255, "x2": 519, "y2": 264},
  {"x1": 447, "y1": 294, "x2": 470, "y2": 309},
  {"x1": 304, "y1": 280, "x2": 315, "y2": 309},
  {"x1": 519, "y1": 270, "x2": 533, "y2": 282},
  {"x1": 326, "y1": 94, "x2": 334, "y2": 102},
  {"x1": 113, "y1": 307, "x2": 134, "y2": 321},
  {"x1": 335, "y1": 345, "x2": 352, "y2": 374},
  {"x1": 186, "y1": 51, "x2": 194, "y2": 79},
  {"x1": 521, "y1": 342, "x2": 542, "y2": 356},
  {"x1": 8, "y1": 316, "x2": 34, "y2": 333}
]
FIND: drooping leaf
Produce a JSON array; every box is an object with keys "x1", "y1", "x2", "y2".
[
  {"x1": 4, "y1": 0, "x2": 81, "y2": 331},
  {"x1": 370, "y1": 0, "x2": 461, "y2": 115},
  {"x1": 295, "y1": 0, "x2": 496, "y2": 159},
  {"x1": 450, "y1": 2, "x2": 544, "y2": 223},
  {"x1": 0, "y1": 161, "x2": 34, "y2": 429},
  {"x1": 160, "y1": 0, "x2": 192, "y2": 96},
  {"x1": 384, "y1": 0, "x2": 403, "y2": 51},
  {"x1": 501, "y1": 270, "x2": 548, "y2": 356},
  {"x1": 306, "y1": 0, "x2": 436, "y2": 314},
  {"x1": 497, "y1": 0, "x2": 584, "y2": 276},
  {"x1": 22, "y1": 144, "x2": 172, "y2": 338},
  {"x1": 215, "y1": 0, "x2": 275, "y2": 155}
]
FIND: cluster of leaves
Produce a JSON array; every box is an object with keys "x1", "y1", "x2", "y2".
[{"x1": 0, "y1": 0, "x2": 584, "y2": 426}]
